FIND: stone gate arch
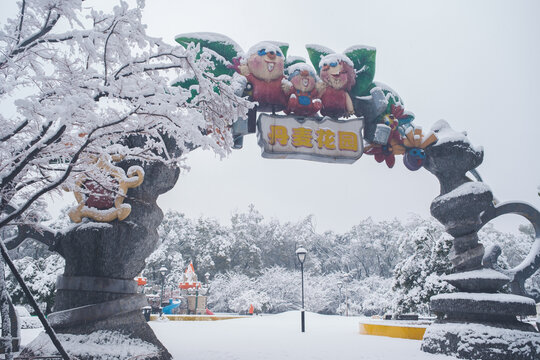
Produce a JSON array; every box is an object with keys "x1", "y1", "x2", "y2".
[{"x1": 5, "y1": 34, "x2": 540, "y2": 360}]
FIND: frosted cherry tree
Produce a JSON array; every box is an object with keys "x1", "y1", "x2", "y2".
[
  {"x1": 0, "y1": 0, "x2": 249, "y2": 232},
  {"x1": 0, "y1": 1, "x2": 249, "y2": 359}
]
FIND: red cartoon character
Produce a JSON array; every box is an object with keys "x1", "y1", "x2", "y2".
[
  {"x1": 318, "y1": 54, "x2": 356, "y2": 118},
  {"x1": 237, "y1": 42, "x2": 288, "y2": 112},
  {"x1": 282, "y1": 63, "x2": 322, "y2": 117}
]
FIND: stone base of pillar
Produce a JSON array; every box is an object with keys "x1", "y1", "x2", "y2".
[
  {"x1": 422, "y1": 321, "x2": 540, "y2": 360},
  {"x1": 19, "y1": 310, "x2": 171, "y2": 360}
]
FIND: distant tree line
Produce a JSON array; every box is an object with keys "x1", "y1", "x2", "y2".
[
  {"x1": 5, "y1": 205, "x2": 538, "y2": 316},
  {"x1": 143, "y1": 206, "x2": 538, "y2": 315}
]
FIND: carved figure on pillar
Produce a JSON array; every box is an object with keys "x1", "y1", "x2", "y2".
[{"x1": 15, "y1": 136, "x2": 180, "y2": 360}]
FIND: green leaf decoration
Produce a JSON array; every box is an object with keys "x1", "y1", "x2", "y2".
[
  {"x1": 172, "y1": 77, "x2": 222, "y2": 102},
  {"x1": 172, "y1": 77, "x2": 199, "y2": 103},
  {"x1": 175, "y1": 32, "x2": 242, "y2": 77},
  {"x1": 306, "y1": 44, "x2": 334, "y2": 73},
  {"x1": 285, "y1": 56, "x2": 306, "y2": 68},
  {"x1": 373, "y1": 81, "x2": 405, "y2": 112},
  {"x1": 344, "y1": 45, "x2": 376, "y2": 97}
]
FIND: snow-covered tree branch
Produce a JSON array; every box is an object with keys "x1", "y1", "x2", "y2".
[{"x1": 0, "y1": 0, "x2": 250, "y2": 233}]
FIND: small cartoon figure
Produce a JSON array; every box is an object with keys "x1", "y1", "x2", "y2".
[
  {"x1": 364, "y1": 116, "x2": 404, "y2": 168},
  {"x1": 282, "y1": 63, "x2": 322, "y2": 117},
  {"x1": 318, "y1": 54, "x2": 356, "y2": 118},
  {"x1": 237, "y1": 42, "x2": 288, "y2": 111}
]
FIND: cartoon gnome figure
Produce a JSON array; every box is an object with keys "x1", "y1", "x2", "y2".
[
  {"x1": 282, "y1": 63, "x2": 322, "y2": 117},
  {"x1": 237, "y1": 42, "x2": 288, "y2": 112},
  {"x1": 317, "y1": 54, "x2": 356, "y2": 118}
]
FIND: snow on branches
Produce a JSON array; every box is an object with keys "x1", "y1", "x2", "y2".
[{"x1": 0, "y1": 0, "x2": 250, "y2": 230}]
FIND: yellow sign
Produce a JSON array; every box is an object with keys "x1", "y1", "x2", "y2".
[{"x1": 258, "y1": 114, "x2": 364, "y2": 164}]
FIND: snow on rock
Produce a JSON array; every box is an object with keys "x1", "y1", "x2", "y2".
[
  {"x1": 442, "y1": 269, "x2": 510, "y2": 282},
  {"x1": 434, "y1": 182, "x2": 491, "y2": 204},
  {"x1": 25, "y1": 331, "x2": 159, "y2": 359},
  {"x1": 76, "y1": 221, "x2": 114, "y2": 231},
  {"x1": 423, "y1": 322, "x2": 540, "y2": 359},
  {"x1": 432, "y1": 292, "x2": 536, "y2": 305},
  {"x1": 430, "y1": 120, "x2": 483, "y2": 153}
]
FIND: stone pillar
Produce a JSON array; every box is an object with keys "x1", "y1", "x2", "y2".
[
  {"x1": 20, "y1": 137, "x2": 182, "y2": 360},
  {"x1": 420, "y1": 121, "x2": 540, "y2": 359}
]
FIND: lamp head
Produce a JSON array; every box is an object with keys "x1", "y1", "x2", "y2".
[
  {"x1": 296, "y1": 247, "x2": 307, "y2": 264},
  {"x1": 159, "y1": 266, "x2": 168, "y2": 276}
]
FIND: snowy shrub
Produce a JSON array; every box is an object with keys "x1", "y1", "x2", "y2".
[
  {"x1": 207, "y1": 272, "x2": 254, "y2": 313},
  {"x1": 207, "y1": 268, "x2": 394, "y2": 316},
  {"x1": 256, "y1": 267, "x2": 300, "y2": 313},
  {"x1": 228, "y1": 289, "x2": 270, "y2": 313},
  {"x1": 392, "y1": 225, "x2": 454, "y2": 315},
  {"x1": 6, "y1": 254, "x2": 65, "y2": 314},
  {"x1": 356, "y1": 276, "x2": 394, "y2": 316},
  {"x1": 304, "y1": 272, "x2": 342, "y2": 314}
]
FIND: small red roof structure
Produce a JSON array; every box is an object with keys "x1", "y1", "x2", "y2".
[
  {"x1": 178, "y1": 261, "x2": 201, "y2": 290},
  {"x1": 134, "y1": 274, "x2": 147, "y2": 286}
]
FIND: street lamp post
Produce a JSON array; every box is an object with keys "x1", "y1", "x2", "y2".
[
  {"x1": 342, "y1": 274, "x2": 349, "y2": 317},
  {"x1": 345, "y1": 289, "x2": 349, "y2": 317},
  {"x1": 159, "y1": 266, "x2": 167, "y2": 316},
  {"x1": 337, "y1": 280, "x2": 343, "y2": 315},
  {"x1": 296, "y1": 247, "x2": 307, "y2": 333}
]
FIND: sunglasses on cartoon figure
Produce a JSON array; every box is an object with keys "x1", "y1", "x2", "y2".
[
  {"x1": 321, "y1": 62, "x2": 339, "y2": 71},
  {"x1": 291, "y1": 69, "x2": 314, "y2": 78},
  {"x1": 257, "y1": 49, "x2": 283, "y2": 57}
]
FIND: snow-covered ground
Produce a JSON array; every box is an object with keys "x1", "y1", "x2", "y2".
[
  {"x1": 20, "y1": 312, "x2": 457, "y2": 359},
  {"x1": 150, "y1": 312, "x2": 456, "y2": 360}
]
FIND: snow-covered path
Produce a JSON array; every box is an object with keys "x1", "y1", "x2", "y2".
[{"x1": 150, "y1": 312, "x2": 457, "y2": 360}]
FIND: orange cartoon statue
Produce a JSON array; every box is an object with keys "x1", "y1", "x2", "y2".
[
  {"x1": 317, "y1": 54, "x2": 356, "y2": 118},
  {"x1": 282, "y1": 63, "x2": 322, "y2": 117},
  {"x1": 237, "y1": 42, "x2": 288, "y2": 112}
]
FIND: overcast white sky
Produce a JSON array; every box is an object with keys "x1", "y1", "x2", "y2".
[{"x1": 4, "y1": 0, "x2": 540, "y2": 234}]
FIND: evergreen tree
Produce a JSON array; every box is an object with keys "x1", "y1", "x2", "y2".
[{"x1": 392, "y1": 221, "x2": 454, "y2": 314}]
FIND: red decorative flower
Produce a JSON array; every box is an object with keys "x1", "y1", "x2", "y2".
[
  {"x1": 365, "y1": 145, "x2": 396, "y2": 168},
  {"x1": 391, "y1": 104, "x2": 407, "y2": 119}
]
